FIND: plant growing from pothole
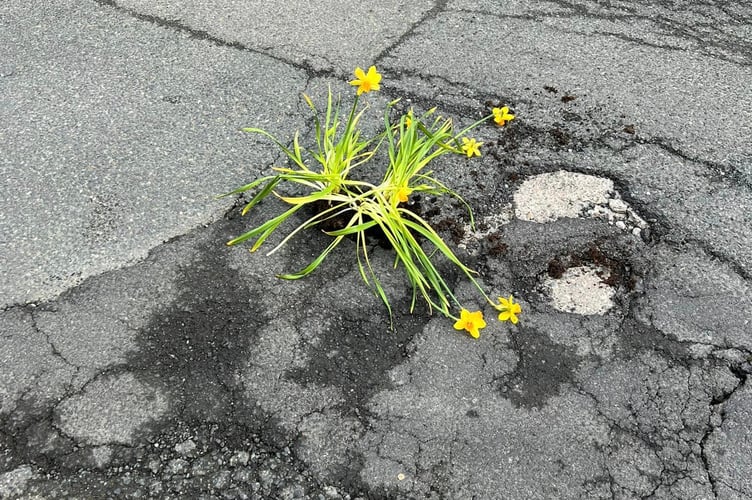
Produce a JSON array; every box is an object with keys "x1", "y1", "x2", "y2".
[{"x1": 224, "y1": 66, "x2": 520, "y2": 337}]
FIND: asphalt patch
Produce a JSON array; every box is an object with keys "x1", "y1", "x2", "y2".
[
  {"x1": 498, "y1": 327, "x2": 583, "y2": 409},
  {"x1": 286, "y1": 309, "x2": 427, "y2": 417},
  {"x1": 128, "y1": 218, "x2": 267, "y2": 424}
]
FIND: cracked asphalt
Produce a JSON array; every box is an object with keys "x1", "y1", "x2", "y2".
[{"x1": 2, "y1": 0, "x2": 752, "y2": 498}]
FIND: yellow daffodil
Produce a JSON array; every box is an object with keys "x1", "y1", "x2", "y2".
[
  {"x1": 453, "y1": 308, "x2": 486, "y2": 339},
  {"x1": 405, "y1": 111, "x2": 413, "y2": 128},
  {"x1": 495, "y1": 295, "x2": 521, "y2": 324},
  {"x1": 492, "y1": 106, "x2": 515, "y2": 127},
  {"x1": 461, "y1": 137, "x2": 482, "y2": 158},
  {"x1": 396, "y1": 186, "x2": 412, "y2": 203},
  {"x1": 350, "y1": 66, "x2": 382, "y2": 95}
]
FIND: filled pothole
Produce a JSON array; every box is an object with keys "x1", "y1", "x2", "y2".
[
  {"x1": 514, "y1": 170, "x2": 648, "y2": 235},
  {"x1": 543, "y1": 265, "x2": 616, "y2": 315},
  {"x1": 459, "y1": 170, "x2": 650, "y2": 254}
]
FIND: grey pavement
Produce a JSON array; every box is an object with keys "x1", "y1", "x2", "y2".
[{"x1": 1, "y1": 0, "x2": 752, "y2": 498}]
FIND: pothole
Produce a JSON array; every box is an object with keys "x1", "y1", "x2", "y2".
[
  {"x1": 513, "y1": 171, "x2": 613, "y2": 223},
  {"x1": 513, "y1": 170, "x2": 649, "y2": 237},
  {"x1": 543, "y1": 265, "x2": 616, "y2": 315},
  {"x1": 585, "y1": 198, "x2": 648, "y2": 238},
  {"x1": 460, "y1": 171, "x2": 650, "y2": 253}
]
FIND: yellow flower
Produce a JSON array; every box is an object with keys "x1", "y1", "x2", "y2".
[
  {"x1": 396, "y1": 186, "x2": 412, "y2": 203},
  {"x1": 495, "y1": 295, "x2": 521, "y2": 324},
  {"x1": 453, "y1": 308, "x2": 486, "y2": 339},
  {"x1": 461, "y1": 137, "x2": 482, "y2": 158},
  {"x1": 405, "y1": 110, "x2": 413, "y2": 128},
  {"x1": 349, "y1": 66, "x2": 382, "y2": 95},
  {"x1": 492, "y1": 106, "x2": 515, "y2": 127}
]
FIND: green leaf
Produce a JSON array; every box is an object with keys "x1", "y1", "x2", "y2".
[
  {"x1": 226, "y1": 204, "x2": 300, "y2": 247},
  {"x1": 217, "y1": 175, "x2": 276, "y2": 198},
  {"x1": 277, "y1": 235, "x2": 344, "y2": 279},
  {"x1": 241, "y1": 177, "x2": 281, "y2": 215},
  {"x1": 324, "y1": 219, "x2": 377, "y2": 236}
]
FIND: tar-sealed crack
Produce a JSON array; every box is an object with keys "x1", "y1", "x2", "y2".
[
  {"x1": 27, "y1": 307, "x2": 77, "y2": 370},
  {"x1": 634, "y1": 135, "x2": 751, "y2": 190},
  {"x1": 373, "y1": 0, "x2": 449, "y2": 64},
  {"x1": 91, "y1": 0, "x2": 332, "y2": 79},
  {"x1": 699, "y1": 364, "x2": 749, "y2": 499},
  {"x1": 448, "y1": 1, "x2": 752, "y2": 67}
]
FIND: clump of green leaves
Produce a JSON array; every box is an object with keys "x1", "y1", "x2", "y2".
[{"x1": 223, "y1": 66, "x2": 520, "y2": 336}]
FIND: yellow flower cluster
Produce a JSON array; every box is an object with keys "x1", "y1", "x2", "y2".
[
  {"x1": 454, "y1": 295, "x2": 522, "y2": 338},
  {"x1": 346, "y1": 66, "x2": 521, "y2": 338}
]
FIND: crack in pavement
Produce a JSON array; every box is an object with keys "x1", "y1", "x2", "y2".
[
  {"x1": 447, "y1": 1, "x2": 752, "y2": 67},
  {"x1": 90, "y1": 0, "x2": 331, "y2": 78},
  {"x1": 699, "y1": 364, "x2": 749, "y2": 499},
  {"x1": 374, "y1": 0, "x2": 449, "y2": 65}
]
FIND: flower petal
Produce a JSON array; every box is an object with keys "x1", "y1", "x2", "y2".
[{"x1": 367, "y1": 66, "x2": 381, "y2": 83}]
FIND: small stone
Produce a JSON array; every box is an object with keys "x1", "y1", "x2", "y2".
[
  {"x1": 280, "y1": 485, "x2": 306, "y2": 499},
  {"x1": 642, "y1": 228, "x2": 651, "y2": 241},
  {"x1": 222, "y1": 488, "x2": 249, "y2": 500},
  {"x1": 230, "y1": 450, "x2": 250, "y2": 466},
  {"x1": 615, "y1": 221, "x2": 626, "y2": 230},
  {"x1": 92, "y1": 446, "x2": 113, "y2": 468},
  {"x1": 191, "y1": 456, "x2": 214, "y2": 476},
  {"x1": 259, "y1": 469, "x2": 273, "y2": 486},
  {"x1": 608, "y1": 199, "x2": 628, "y2": 213},
  {"x1": 147, "y1": 459, "x2": 161, "y2": 475},
  {"x1": 323, "y1": 486, "x2": 342, "y2": 499},
  {"x1": 233, "y1": 467, "x2": 253, "y2": 483},
  {"x1": 167, "y1": 458, "x2": 189, "y2": 476},
  {"x1": 632, "y1": 227, "x2": 641, "y2": 237},
  {"x1": 709, "y1": 411, "x2": 723, "y2": 427},
  {"x1": 212, "y1": 470, "x2": 231, "y2": 490},
  {"x1": 149, "y1": 481, "x2": 163, "y2": 495},
  {"x1": 175, "y1": 439, "x2": 197, "y2": 456}
]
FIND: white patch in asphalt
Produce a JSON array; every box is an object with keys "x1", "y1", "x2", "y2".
[
  {"x1": 511, "y1": 170, "x2": 648, "y2": 236},
  {"x1": 514, "y1": 171, "x2": 614, "y2": 222},
  {"x1": 544, "y1": 265, "x2": 615, "y2": 315},
  {"x1": 459, "y1": 205, "x2": 515, "y2": 252}
]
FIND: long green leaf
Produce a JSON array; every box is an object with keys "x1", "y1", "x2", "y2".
[
  {"x1": 277, "y1": 235, "x2": 344, "y2": 280},
  {"x1": 217, "y1": 175, "x2": 276, "y2": 198},
  {"x1": 226, "y1": 204, "x2": 301, "y2": 247},
  {"x1": 324, "y1": 219, "x2": 378, "y2": 236},
  {"x1": 243, "y1": 127, "x2": 306, "y2": 169},
  {"x1": 242, "y1": 177, "x2": 281, "y2": 215}
]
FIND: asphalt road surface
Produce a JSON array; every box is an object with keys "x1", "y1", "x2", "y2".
[{"x1": 2, "y1": 0, "x2": 752, "y2": 498}]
